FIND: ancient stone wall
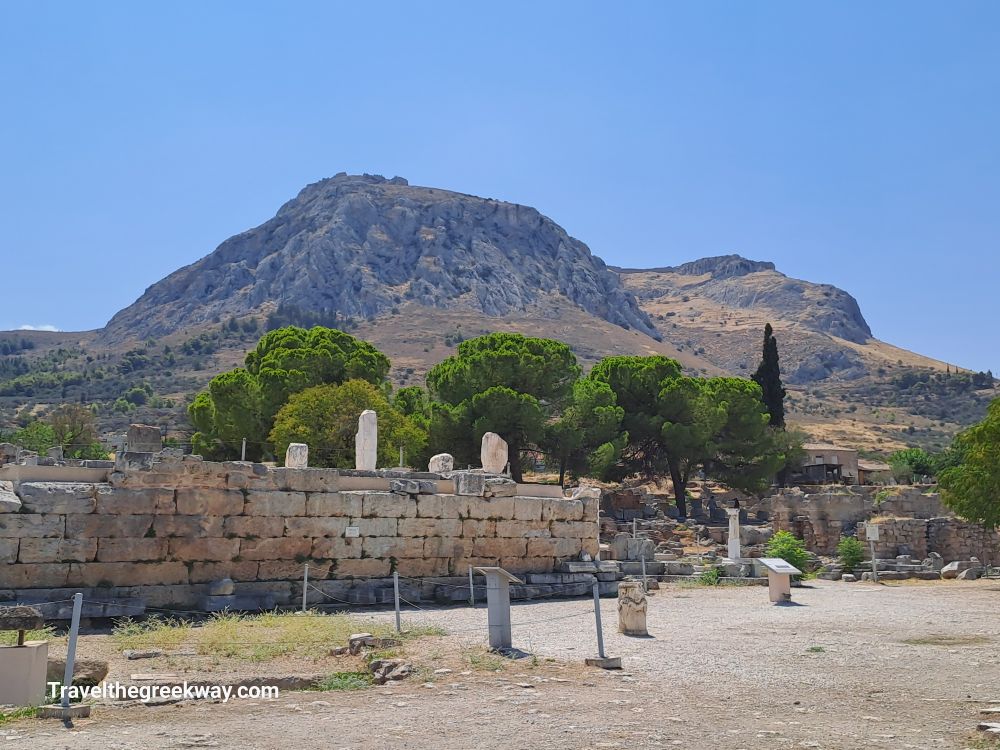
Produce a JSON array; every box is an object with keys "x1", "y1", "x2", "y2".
[
  {"x1": 767, "y1": 486, "x2": 1000, "y2": 563},
  {"x1": 0, "y1": 456, "x2": 600, "y2": 610}
]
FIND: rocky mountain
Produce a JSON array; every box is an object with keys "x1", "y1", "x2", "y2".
[
  {"x1": 3, "y1": 173, "x2": 994, "y2": 454},
  {"x1": 101, "y1": 173, "x2": 658, "y2": 344}
]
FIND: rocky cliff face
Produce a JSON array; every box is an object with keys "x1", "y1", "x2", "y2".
[
  {"x1": 101, "y1": 174, "x2": 658, "y2": 343},
  {"x1": 616, "y1": 254, "x2": 872, "y2": 345}
]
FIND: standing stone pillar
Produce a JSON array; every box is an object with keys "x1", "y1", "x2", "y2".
[
  {"x1": 285, "y1": 443, "x2": 309, "y2": 469},
  {"x1": 355, "y1": 410, "x2": 378, "y2": 471},
  {"x1": 726, "y1": 507, "x2": 741, "y2": 561},
  {"x1": 617, "y1": 581, "x2": 648, "y2": 636},
  {"x1": 481, "y1": 432, "x2": 508, "y2": 474}
]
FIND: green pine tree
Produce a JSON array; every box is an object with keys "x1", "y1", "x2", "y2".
[{"x1": 752, "y1": 323, "x2": 786, "y2": 429}]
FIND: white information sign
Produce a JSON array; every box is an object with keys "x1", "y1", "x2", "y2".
[
  {"x1": 864, "y1": 523, "x2": 880, "y2": 542},
  {"x1": 345, "y1": 526, "x2": 360, "y2": 538},
  {"x1": 757, "y1": 557, "x2": 802, "y2": 576}
]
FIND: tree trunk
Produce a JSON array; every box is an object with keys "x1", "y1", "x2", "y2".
[
  {"x1": 558, "y1": 456, "x2": 566, "y2": 487},
  {"x1": 508, "y1": 438, "x2": 523, "y2": 483},
  {"x1": 669, "y1": 462, "x2": 687, "y2": 518}
]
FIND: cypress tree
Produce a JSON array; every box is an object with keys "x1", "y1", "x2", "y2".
[{"x1": 752, "y1": 323, "x2": 786, "y2": 428}]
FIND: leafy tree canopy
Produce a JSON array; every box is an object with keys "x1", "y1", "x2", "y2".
[
  {"x1": 426, "y1": 333, "x2": 580, "y2": 480},
  {"x1": 189, "y1": 326, "x2": 390, "y2": 460},
  {"x1": 938, "y1": 398, "x2": 1000, "y2": 528},
  {"x1": 269, "y1": 380, "x2": 426, "y2": 470}
]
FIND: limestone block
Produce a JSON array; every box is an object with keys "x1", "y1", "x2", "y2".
[
  {"x1": 19, "y1": 538, "x2": 97, "y2": 563},
  {"x1": 65, "y1": 514, "x2": 150, "y2": 539},
  {"x1": 423, "y1": 536, "x2": 465, "y2": 559},
  {"x1": 306, "y1": 492, "x2": 361, "y2": 517},
  {"x1": 311, "y1": 537, "x2": 363, "y2": 559},
  {"x1": 355, "y1": 410, "x2": 378, "y2": 471},
  {"x1": 390, "y1": 479, "x2": 437, "y2": 495},
  {"x1": 0, "y1": 563, "x2": 70, "y2": 588},
  {"x1": 396, "y1": 558, "x2": 450, "y2": 577},
  {"x1": 428, "y1": 453, "x2": 454, "y2": 473},
  {"x1": 551, "y1": 521, "x2": 596, "y2": 539},
  {"x1": 239, "y1": 537, "x2": 312, "y2": 561},
  {"x1": 351, "y1": 517, "x2": 397, "y2": 537},
  {"x1": 397, "y1": 518, "x2": 463, "y2": 538},
  {"x1": 541, "y1": 498, "x2": 583, "y2": 521},
  {"x1": 480, "y1": 432, "x2": 508, "y2": 473},
  {"x1": 415, "y1": 495, "x2": 444, "y2": 518},
  {"x1": 496, "y1": 520, "x2": 550, "y2": 538},
  {"x1": 465, "y1": 497, "x2": 514, "y2": 520},
  {"x1": 189, "y1": 561, "x2": 261, "y2": 583},
  {"x1": 244, "y1": 491, "x2": 306, "y2": 516},
  {"x1": 0, "y1": 514, "x2": 65, "y2": 538},
  {"x1": 0, "y1": 482, "x2": 21, "y2": 513},
  {"x1": 96, "y1": 487, "x2": 175, "y2": 515},
  {"x1": 96, "y1": 538, "x2": 166, "y2": 562},
  {"x1": 485, "y1": 478, "x2": 517, "y2": 497},
  {"x1": 285, "y1": 443, "x2": 309, "y2": 469},
  {"x1": 126, "y1": 424, "x2": 162, "y2": 453},
  {"x1": 462, "y1": 519, "x2": 496, "y2": 538},
  {"x1": 336, "y1": 558, "x2": 391, "y2": 578},
  {"x1": 617, "y1": 581, "x2": 648, "y2": 636},
  {"x1": 513, "y1": 497, "x2": 544, "y2": 521},
  {"x1": 259, "y1": 560, "x2": 332, "y2": 581},
  {"x1": 527, "y1": 537, "x2": 580, "y2": 558},
  {"x1": 67, "y1": 561, "x2": 189, "y2": 587},
  {"x1": 284, "y1": 517, "x2": 349, "y2": 538},
  {"x1": 506, "y1": 556, "x2": 554, "y2": 574},
  {"x1": 453, "y1": 472, "x2": 486, "y2": 497},
  {"x1": 222, "y1": 516, "x2": 285, "y2": 538},
  {"x1": 362, "y1": 492, "x2": 416, "y2": 518},
  {"x1": 151, "y1": 515, "x2": 224, "y2": 538},
  {"x1": 114, "y1": 452, "x2": 155, "y2": 472},
  {"x1": 176, "y1": 488, "x2": 244, "y2": 516},
  {"x1": 272, "y1": 468, "x2": 340, "y2": 493},
  {"x1": 434, "y1": 495, "x2": 466, "y2": 519},
  {"x1": 362, "y1": 536, "x2": 424, "y2": 559},
  {"x1": 0, "y1": 539, "x2": 17, "y2": 563},
  {"x1": 473, "y1": 537, "x2": 526, "y2": 558},
  {"x1": 168, "y1": 538, "x2": 241, "y2": 562},
  {"x1": 17, "y1": 482, "x2": 97, "y2": 514},
  {"x1": 581, "y1": 537, "x2": 600, "y2": 559}
]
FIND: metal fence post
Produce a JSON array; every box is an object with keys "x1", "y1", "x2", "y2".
[
  {"x1": 393, "y1": 571, "x2": 401, "y2": 632},
  {"x1": 592, "y1": 580, "x2": 606, "y2": 659},
  {"x1": 61, "y1": 593, "x2": 83, "y2": 709},
  {"x1": 301, "y1": 564, "x2": 309, "y2": 612},
  {"x1": 468, "y1": 566, "x2": 475, "y2": 607}
]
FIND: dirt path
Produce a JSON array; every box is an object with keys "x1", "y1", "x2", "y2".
[{"x1": 5, "y1": 580, "x2": 998, "y2": 749}]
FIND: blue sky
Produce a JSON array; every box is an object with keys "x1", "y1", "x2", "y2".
[{"x1": 1, "y1": 2, "x2": 997, "y2": 371}]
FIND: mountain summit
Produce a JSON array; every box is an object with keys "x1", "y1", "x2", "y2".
[{"x1": 102, "y1": 173, "x2": 659, "y2": 343}]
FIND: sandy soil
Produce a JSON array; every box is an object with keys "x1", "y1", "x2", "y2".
[{"x1": 5, "y1": 579, "x2": 999, "y2": 749}]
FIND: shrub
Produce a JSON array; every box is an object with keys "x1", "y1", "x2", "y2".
[
  {"x1": 765, "y1": 530, "x2": 810, "y2": 576},
  {"x1": 697, "y1": 567, "x2": 721, "y2": 586},
  {"x1": 837, "y1": 536, "x2": 864, "y2": 573}
]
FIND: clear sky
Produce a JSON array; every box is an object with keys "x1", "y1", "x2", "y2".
[{"x1": 1, "y1": 2, "x2": 997, "y2": 371}]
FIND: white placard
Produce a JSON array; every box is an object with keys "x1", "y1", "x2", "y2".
[
  {"x1": 345, "y1": 526, "x2": 360, "y2": 538},
  {"x1": 758, "y1": 557, "x2": 802, "y2": 575},
  {"x1": 864, "y1": 522, "x2": 880, "y2": 541}
]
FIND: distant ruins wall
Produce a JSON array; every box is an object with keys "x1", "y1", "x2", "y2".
[
  {"x1": 765, "y1": 486, "x2": 1000, "y2": 563},
  {"x1": 0, "y1": 455, "x2": 600, "y2": 612}
]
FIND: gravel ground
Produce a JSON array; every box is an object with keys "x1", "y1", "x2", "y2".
[{"x1": 5, "y1": 579, "x2": 998, "y2": 749}]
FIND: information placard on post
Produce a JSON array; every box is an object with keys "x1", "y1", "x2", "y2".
[{"x1": 757, "y1": 558, "x2": 802, "y2": 603}]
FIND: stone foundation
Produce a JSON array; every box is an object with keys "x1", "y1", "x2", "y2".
[{"x1": 0, "y1": 456, "x2": 600, "y2": 613}]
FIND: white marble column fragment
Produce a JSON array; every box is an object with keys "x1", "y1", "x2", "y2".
[
  {"x1": 480, "y1": 432, "x2": 508, "y2": 474},
  {"x1": 355, "y1": 410, "x2": 378, "y2": 470},
  {"x1": 726, "y1": 507, "x2": 741, "y2": 561},
  {"x1": 285, "y1": 443, "x2": 309, "y2": 469}
]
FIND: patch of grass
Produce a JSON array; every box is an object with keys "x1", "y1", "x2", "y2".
[
  {"x1": 697, "y1": 568, "x2": 721, "y2": 586},
  {"x1": 0, "y1": 706, "x2": 37, "y2": 725},
  {"x1": 903, "y1": 634, "x2": 990, "y2": 647},
  {"x1": 113, "y1": 611, "x2": 443, "y2": 662},
  {"x1": 312, "y1": 671, "x2": 373, "y2": 691},
  {"x1": 112, "y1": 615, "x2": 193, "y2": 651},
  {"x1": 464, "y1": 646, "x2": 507, "y2": 672},
  {"x1": 965, "y1": 733, "x2": 1000, "y2": 750},
  {"x1": 0, "y1": 627, "x2": 55, "y2": 646},
  {"x1": 806, "y1": 646, "x2": 825, "y2": 653}
]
